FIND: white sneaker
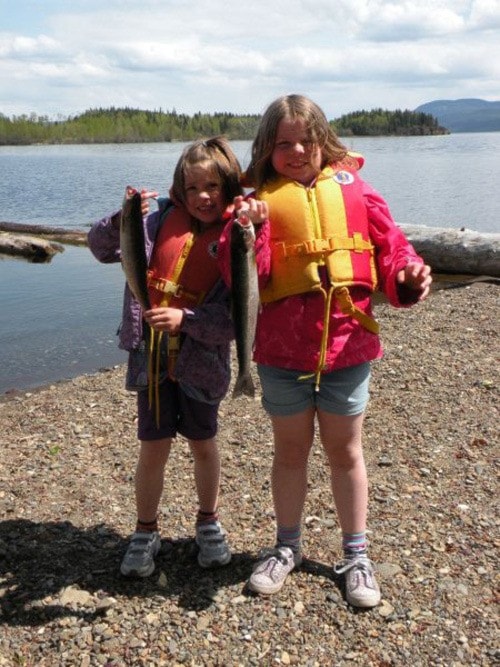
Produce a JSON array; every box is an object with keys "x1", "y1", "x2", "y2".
[
  {"x1": 120, "y1": 531, "x2": 161, "y2": 577},
  {"x1": 334, "y1": 555, "x2": 381, "y2": 608},
  {"x1": 248, "y1": 546, "x2": 302, "y2": 595}
]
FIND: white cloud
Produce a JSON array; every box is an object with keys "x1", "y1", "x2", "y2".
[
  {"x1": 0, "y1": 33, "x2": 64, "y2": 58},
  {"x1": 0, "y1": 0, "x2": 498, "y2": 119},
  {"x1": 470, "y1": 0, "x2": 500, "y2": 29},
  {"x1": 352, "y1": 1, "x2": 466, "y2": 40}
]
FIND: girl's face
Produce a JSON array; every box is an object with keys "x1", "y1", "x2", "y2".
[
  {"x1": 271, "y1": 117, "x2": 322, "y2": 185},
  {"x1": 183, "y1": 164, "x2": 226, "y2": 225}
]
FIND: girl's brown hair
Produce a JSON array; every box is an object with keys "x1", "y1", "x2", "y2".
[
  {"x1": 246, "y1": 94, "x2": 349, "y2": 189},
  {"x1": 171, "y1": 136, "x2": 243, "y2": 207}
]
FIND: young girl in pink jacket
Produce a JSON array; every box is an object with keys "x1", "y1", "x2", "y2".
[{"x1": 219, "y1": 94, "x2": 432, "y2": 607}]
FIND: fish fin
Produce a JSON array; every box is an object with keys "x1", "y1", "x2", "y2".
[{"x1": 232, "y1": 373, "x2": 255, "y2": 398}]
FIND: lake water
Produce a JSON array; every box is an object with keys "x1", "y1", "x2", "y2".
[{"x1": 1, "y1": 134, "x2": 499, "y2": 394}]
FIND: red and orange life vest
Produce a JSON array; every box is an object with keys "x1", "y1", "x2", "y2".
[
  {"x1": 256, "y1": 164, "x2": 378, "y2": 305},
  {"x1": 256, "y1": 162, "x2": 379, "y2": 387},
  {"x1": 147, "y1": 206, "x2": 223, "y2": 311},
  {"x1": 145, "y1": 205, "x2": 225, "y2": 408}
]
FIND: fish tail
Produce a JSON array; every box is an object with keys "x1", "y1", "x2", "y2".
[{"x1": 232, "y1": 373, "x2": 255, "y2": 398}]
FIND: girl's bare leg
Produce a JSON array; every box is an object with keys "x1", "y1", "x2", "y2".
[
  {"x1": 188, "y1": 437, "x2": 221, "y2": 513},
  {"x1": 317, "y1": 410, "x2": 367, "y2": 534},
  {"x1": 135, "y1": 438, "x2": 172, "y2": 523},
  {"x1": 247, "y1": 408, "x2": 315, "y2": 594},
  {"x1": 120, "y1": 438, "x2": 171, "y2": 578},
  {"x1": 270, "y1": 407, "x2": 316, "y2": 528}
]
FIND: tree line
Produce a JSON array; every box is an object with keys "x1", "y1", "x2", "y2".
[
  {"x1": 332, "y1": 108, "x2": 448, "y2": 136},
  {"x1": 0, "y1": 106, "x2": 448, "y2": 145}
]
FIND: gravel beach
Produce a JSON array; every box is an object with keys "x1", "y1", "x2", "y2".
[{"x1": 0, "y1": 280, "x2": 498, "y2": 666}]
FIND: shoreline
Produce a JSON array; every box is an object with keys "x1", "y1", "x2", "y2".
[
  {"x1": 1, "y1": 274, "x2": 497, "y2": 403},
  {"x1": 0, "y1": 281, "x2": 498, "y2": 664}
]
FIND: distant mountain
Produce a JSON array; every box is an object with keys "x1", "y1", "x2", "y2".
[{"x1": 414, "y1": 98, "x2": 500, "y2": 132}]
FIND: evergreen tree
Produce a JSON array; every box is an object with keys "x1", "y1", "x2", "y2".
[{"x1": 0, "y1": 107, "x2": 448, "y2": 145}]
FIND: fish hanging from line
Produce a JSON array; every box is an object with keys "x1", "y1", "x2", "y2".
[
  {"x1": 120, "y1": 187, "x2": 151, "y2": 311},
  {"x1": 120, "y1": 187, "x2": 161, "y2": 424},
  {"x1": 230, "y1": 212, "x2": 259, "y2": 398}
]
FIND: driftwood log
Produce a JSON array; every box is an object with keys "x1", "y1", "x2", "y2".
[
  {"x1": 399, "y1": 224, "x2": 500, "y2": 278},
  {"x1": 0, "y1": 222, "x2": 88, "y2": 247},
  {"x1": 0, "y1": 221, "x2": 498, "y2": 277},
  {"x1": 0, "y1": 231, "x2": 64, "y2": 262},
  {"x1": 0, "y1": 222, "x2": 87, "y2": 262}
]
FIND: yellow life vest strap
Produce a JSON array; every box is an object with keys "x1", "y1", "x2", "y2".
[
  {"x1": 147, "y1": 274, "x2": 205, "y2": 305},
  {"x1": 298, "y1": 285, "x2": 335, "y2": 391},
  {"x1": 157, "y1": 234, "x2": 195, "y2": 305},
  {"x1": 298, "y1": 284, "x2": 379, "y2": 391},
  {"x1": 148, "y1": 233, "x2": 195, "y2": 426},
  {"x1": 275, "y1": 233, "x2": 374, "y2": 259},
  {"x1": 334, "y1": 286, "x2": 380, "y2": 334},
  {"x1": 146, "y1": 331, "x2": 182, "y2": 428},
  {"x1": 148, "y1": 329, "x2": 162, "y2": 427},
  {"x1": 161, "y1": 233, "x2": 194, "y2": 378}
]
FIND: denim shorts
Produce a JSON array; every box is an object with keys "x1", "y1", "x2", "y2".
[
  {"x1": 137, "y1": 379, "x2": 219, "y2": 442},
  {"x1": 257, "y1": 362, "x2": 371, "y2": 417}
]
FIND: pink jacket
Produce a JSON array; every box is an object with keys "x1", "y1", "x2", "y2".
[{"x1": 218, "y1": 177, "x2": 425, "y2": 373}]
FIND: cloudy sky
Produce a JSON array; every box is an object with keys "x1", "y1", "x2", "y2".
[{"x1": 1, "y1": 0, "x2": 499, "y2": 121}]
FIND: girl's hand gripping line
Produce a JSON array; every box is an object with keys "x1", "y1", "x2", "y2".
[
  {"x1": 233, "y1": 195, "x2": 268, "y2": 226},
  {"x1": 144, "y1": 307, "x2": 184, "y2": 334},
  {"x1": 125, "y1": 185, "x2": 159, "y2": 217}
]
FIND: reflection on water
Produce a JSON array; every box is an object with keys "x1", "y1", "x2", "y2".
[{"x1": 0, "y1": 245, "x2": 127, "y2": 393}]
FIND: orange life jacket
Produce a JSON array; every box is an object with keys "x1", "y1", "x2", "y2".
[
  {"x1": 145, "y1": 205, "x2": 225, "y2": 413},
  {"x1": 147, "y1": 206, "x2": 223, "y2": 310},
  {"x1": 257, "y1": 164, "x2": 378, "y2": 304},
  {"x1": 257, "y1": 162, "x2": 379, "y2": 388}
]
